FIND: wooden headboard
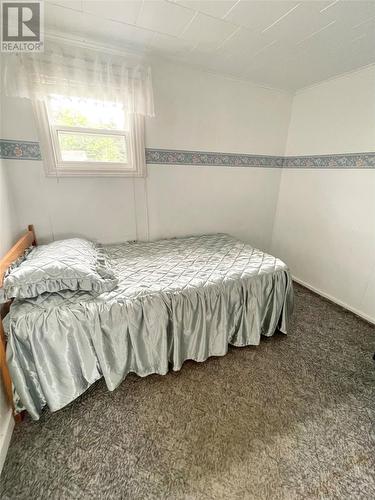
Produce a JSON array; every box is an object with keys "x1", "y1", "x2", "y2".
[
  {"x1": 0, "y1": 225, "x2": 37, "y2": 422},
  {"x1": 0, "y1": 225, "x2": 37, "y2": 287}
]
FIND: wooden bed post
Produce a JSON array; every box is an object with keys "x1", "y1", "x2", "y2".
[
  {"x1": 28, "y1": 224, "x2": 37, "y2": 247},
  {"x1": 0, "y1": 225, "x2": 37, "y2": 423},
  {"x1": 0, "y1": 310, "x2": 15, "y2": 414}
]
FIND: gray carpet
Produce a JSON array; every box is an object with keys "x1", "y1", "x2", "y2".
[{"x1": 1, "y1": 283, "x2": 375, "y2": 500}]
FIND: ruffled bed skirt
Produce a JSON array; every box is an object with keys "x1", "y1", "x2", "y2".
[{"x1": 7, "y1": 270, "x2": 293, "y2": 420}]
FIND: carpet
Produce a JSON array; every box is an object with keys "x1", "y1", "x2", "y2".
[{"x1": 1, "y1": 284, "x2": 375, "y2": 499}]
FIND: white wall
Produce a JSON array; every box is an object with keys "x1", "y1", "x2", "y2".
[
  {"x1": 0, "y1": 158, "x2": 17, "y2": 472},
  {"x1": 147, "y1": 60, "x2": 290, "y2": 155},
  {"x1": 2, "y1": 59, "x2": 292, "y2": 251},
  {"x1": 1, "y1": 80, "x2": 19, "y2": 469},
  {"x1": 0, "y1": 162, "x2": 18, "y2": 254},
  {"x1": 284, "y1": 65, "x2": 375, "y2": 155},
  {"x1": 2, "y1": 96, "x2": 138, "y2": 244},
  {"x1": 272, "y1": 65, "x2": 375, "y2": 322},
  {"x1": 146, "y1": 61, "x2": 291, "y2": 248}
]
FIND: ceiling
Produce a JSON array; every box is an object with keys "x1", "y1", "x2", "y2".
[{"x1": 45, "y1": 0, "x2": 375, "y2": 91}]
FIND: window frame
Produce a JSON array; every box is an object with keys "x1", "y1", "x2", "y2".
[{"x1": 33, "y1": 98, "x2": 146, "y2": 178}]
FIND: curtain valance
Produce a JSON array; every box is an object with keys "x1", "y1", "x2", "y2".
[{"x1": 3, "y1": 42, "x2": 154, "y2": 116}]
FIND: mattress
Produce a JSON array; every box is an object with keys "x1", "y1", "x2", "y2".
[{"x1": 6, "y1": 233, "x2": 294, "y2": 419}]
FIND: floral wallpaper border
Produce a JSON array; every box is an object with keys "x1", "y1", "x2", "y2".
[
  {"x1": 146, "y1": 149, "x2": 375, "y2": 168},
  {"x1": 283, "y1": 153, "x2": 375, "y2": 168},
  {"x1": 0, "y1": 139, "x2": 42, "y2": 161},
  {"x1": 145, "y1": 149, "x2": 285, "y2": 168},
  {"x1": 1, "y1": 140, "x2": 375, "y2": 168}
]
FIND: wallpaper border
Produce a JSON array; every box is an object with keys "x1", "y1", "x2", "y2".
[
  {"x1": 0, "y1": 139, "x2": 42, "y2": 161},
  {"x1": 145, "y1": 149, "x2": 284, "y2": 168},
  {"x1": 1, "y1": 140, "x2": 375, "y2": 168}
]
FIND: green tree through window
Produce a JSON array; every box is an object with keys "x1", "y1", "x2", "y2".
[{"x1": 56, "y1": 108, "x2": 127, "y2": 163}]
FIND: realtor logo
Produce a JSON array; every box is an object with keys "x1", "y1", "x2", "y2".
[{"x1": 1, "y1": 1, "x2": 44, "y2": 52}]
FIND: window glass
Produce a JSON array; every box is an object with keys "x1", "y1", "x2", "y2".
[
  {"x1": 48, "y1": 95, "x2": 127, "y2": 130},
  {"x1": 57, "y1": 131, "x2": 128, "y2": 163}
]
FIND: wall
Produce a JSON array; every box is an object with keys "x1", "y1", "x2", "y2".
[
  {"x1": 146, "y1": 61, "x2": 291, "y2": 247},
  {"x1": 2, "y1": 95, "x2": 138, "y2": 245},
  {"x1": 0, "y1": 157, "x2": 17, "y2": 472},
  {"x1": 1, "y1": 59, "x2": 293, "y2": 252},
  {"x1": 271, "y1": 65, "x2": 375, "y2": 322}
]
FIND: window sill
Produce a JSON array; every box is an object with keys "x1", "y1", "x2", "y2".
[{"x1": 45, "y1": 167, "x2": 146, "y2": 178}]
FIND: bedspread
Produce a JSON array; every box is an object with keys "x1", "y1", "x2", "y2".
[{"x1": 6, "y1": 234, "x2": 293, "y2": 419}]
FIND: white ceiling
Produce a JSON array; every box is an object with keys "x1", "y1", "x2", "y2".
[{"x1": 45, "y1": 0, "x2": 375, "y2": 91}]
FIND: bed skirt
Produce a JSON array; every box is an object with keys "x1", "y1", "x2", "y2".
[{"x1": 6, "y1": 269, "x2": 293, "y2": 420}]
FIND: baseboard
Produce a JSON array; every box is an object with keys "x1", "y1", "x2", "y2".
[
  {"x1": 0, "y1": 408, "x2": 14, "y2": 474},
  {"x1": 292, "y1": 276, "x2": 375, "y2": 325}
]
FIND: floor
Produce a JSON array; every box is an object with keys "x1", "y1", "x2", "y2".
[{"x1": 1, "y1": 284, "x2": 375, "y2": 500}]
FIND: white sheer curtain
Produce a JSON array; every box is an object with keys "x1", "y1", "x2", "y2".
[{"x1": 3, "y1": 41, "x2": 155, "y2": 116}]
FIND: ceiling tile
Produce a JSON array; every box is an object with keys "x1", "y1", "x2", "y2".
[
  {"x1": 225, "y1": 0, "x2": 300, "y2": 33},
  {"x1": 82, "y1": 0, "x2": 142, "y2": 25},
  {"x1": 260, "y1": 2, "x2": 336, "y2": 44},
  {"x1": 45, "y1": 3, "x2": 154, "y2": 51},
  {"x1": 298, "y1": 21, "x2": 375, "y2": 74},
  {"x1": 245, "y1": 58, "x2": 294, "y2": 89},
  {"x1": 105, "y1": 22, "x2": 155, "y2": 49},
  {"x1": 136, "y1": 0, "x2": 195, "y2": 37},
  {"x1": 298, "y1": 19, "x2": 354, "y2": 52},
  {"x1": 45, "y1": 3, "x2": 87, "y2": 33},
  {"x1": 203, "y1": 53, "x2": 256, "y2": 78},
  {"x1": 44, "y1": 0, "x2": 375, "y2": 92},
  {"x1": 324, "y1": 0, "x2": 375, "y2": 28},
  {"x1": 180, "y1": 12, "x2": 238, "y2": 50},
  {"x1": 45, "y1": 0, "x2": 82, "y2": 10},
  {"x1": 179, "y1": 48, "x2": 255, "y2": 82},
  {"x1": 148, "y1": 32, "x2": 196, "y2": 56},
  {"x1": 179, "y1": 48, "x2": 223, "y2": 67},
  {"x1": 218, "y1": 27, "x2": 275, "y2": 58},
  {"x1": 176, "y1": 0, "x2": 238, "y2": 19}
]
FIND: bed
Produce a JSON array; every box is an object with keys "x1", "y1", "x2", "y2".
[{"x1": 0, "y1": 227, "x2": 293, "y2": 420}]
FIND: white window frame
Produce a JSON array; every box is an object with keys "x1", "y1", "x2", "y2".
[{"x1": 33, "y1": 99, "x2": 146, "y2": 177}]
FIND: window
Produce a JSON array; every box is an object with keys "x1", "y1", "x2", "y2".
[{"x1": 34, "y1": 95, "x2": 146, "y2": 177}]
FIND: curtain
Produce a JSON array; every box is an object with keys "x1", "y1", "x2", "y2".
[{"x1": 2, "y1": 41, "x2": 155, "y2": 117}]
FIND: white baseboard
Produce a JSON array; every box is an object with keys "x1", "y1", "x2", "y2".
[
  {"x1": 292, "y1": 276, "x2": 375, "y2": 325},
  {"x1": 0, "y1": 409, "x2": 14, "y2": 475}
]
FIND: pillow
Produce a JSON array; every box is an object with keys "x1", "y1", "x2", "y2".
[{"x1": 0, "y1": 238, "x2": 118, "y2": 301}]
